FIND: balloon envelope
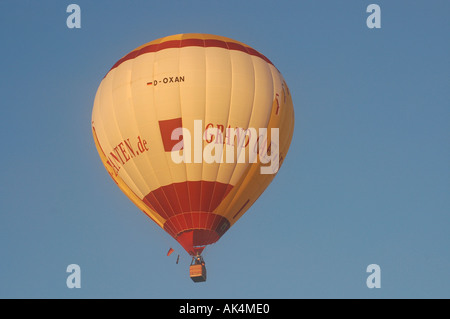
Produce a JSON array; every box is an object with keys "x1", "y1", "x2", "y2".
[{"x1": 92, "y1": 33, "x2": 294, "y2": 256}]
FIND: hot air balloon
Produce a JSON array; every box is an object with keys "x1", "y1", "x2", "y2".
[{"x1": 91, "y1": 33, "x2": 294, "y2": 282}]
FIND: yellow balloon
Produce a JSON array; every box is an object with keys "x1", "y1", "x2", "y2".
[{"x1": 92, "y1": 33, "x2": 294, "y2": 257}]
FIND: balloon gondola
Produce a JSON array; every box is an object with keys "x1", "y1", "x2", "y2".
[
  {"x1": 92, "y1": 33, "x2": 294, "y2": 282},
  {"x1": 189, "y1": 255, "x2": 207, "y2": 283}
]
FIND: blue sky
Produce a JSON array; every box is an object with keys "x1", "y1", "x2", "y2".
[{"x1": 0, "y1": 0, "x2": 449, "y2": 298}]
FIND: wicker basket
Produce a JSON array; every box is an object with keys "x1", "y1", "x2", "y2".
[{"x1": 190, "y1": 264, "x2": 207, "y2": 282}]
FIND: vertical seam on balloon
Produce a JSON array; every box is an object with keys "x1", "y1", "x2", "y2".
[
  {"x1": 197, "y1": 39, "x2": 207, "y2": 232},
  {"x1": 180, "y1": 37, "x2": 195, "y2": 233},
  {"x1": 204, "y1": 42, "x2": 234, "y2": 246},
  {"x1": 224, "y1": 57, "x2": 276, "y2": 221},
  {"x1": 148, "y1": 49, "x2": 173, "y2": 220},
  {"x1": 151, "y1": 44, "x2": 185, "y2": 233},
  {"x1": 219, "y1": 48, "x2": 258, "y2": 222},
  {"x1": 173, "y1": 34, "x2": 191, "y2": 231},
  {"x1": 94, "y1": 84, "x2": 150, "y2": 213},
  {"x1": 107, "y1": 67, "x2": 147, "y2": 201},
  {"x1": 202, "y1": 43, "x2": 219, "y2": 233},
  {"x1": 206, "y1": 43, "x2": 257, "y2": 245},
  {"x1": 141, "y1": 50, "x2": 174, "y2": 220},
  {"x1": 206, "y1": 43, "x2": 233, "y2": 212},
  {"x1": 107, "y1": 67, "x2": 172, "y2": 223},
  {"x1": 201, "y1": 43, "x2": 209, "y2": 230},
  {"x1": 151, "y1": 48, "x2": 186, "y2": 225},
  {"x1": 229, "y1": 64, "x2": 283, "y2": 222},
  {"x1": 128, "y1": 48, "x2": 172, "y2": 222},
  {"x1": 201, "y1": 45, "x2": 226, "y2": 246},
  {"x1": 236, "y1": 69, "x2": 293, "y2": 223},
  {"x1": 117, "y1": 54, "x2": 175, "y2": 221},
  {"x1": 123, "y1": 51, "x2": 155, "y2": 200},
  {"x1": 130, "y1": 48, "x2": 180, "y2": 225}
]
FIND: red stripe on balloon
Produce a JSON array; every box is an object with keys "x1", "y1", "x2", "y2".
[
  {"x1": 143, "y1": 181, "x2": 233, "y2": 218},
  {"x1": 233, "y1": 199, "x2": 250, "y2": 219},
  {"x1": 105, "y1": 38, "x2": 274, "y2": 77}
]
